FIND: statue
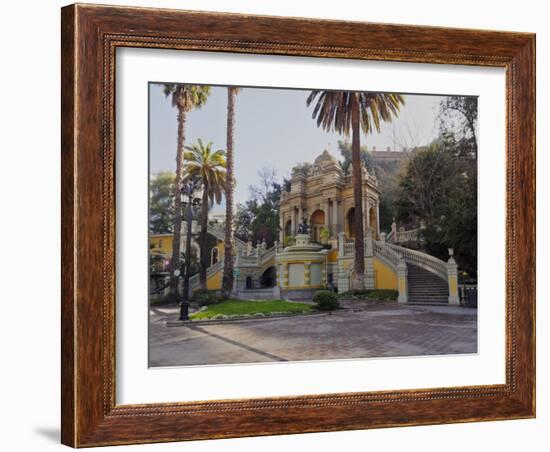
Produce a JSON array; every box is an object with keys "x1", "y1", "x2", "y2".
[{"x1": 297, "y1": 218, "x2": 309, "y2": 235}]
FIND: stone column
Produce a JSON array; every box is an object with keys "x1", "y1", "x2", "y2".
[
  {"x1": 304, "y1": 261, "x2": 311, "y2": 286},
  {"x1": 298, "y1": 206, "x2": 303, "y2": 226},
  {"x1": 282, "y1": 262, "x2": 289, "y2": 288},
  {"x1": 279, "y1": 213, "x2": 284, "y2": 244},
  {"x1": 364, "y1": 197, "x2": 370, "y2": 231},
  {"x1": 365, "y1": 229, "x2": 373, "y2": 256},
  {"x1": 332, "y1": 199, "x2": 339, "y2": 236},
  {"x1": 324, "y1": 199, "x2": 330, "y2": 232},
  {"x1": 397, "y1": 260, "x2": 408, "y2": 304},
  {"x1": 290, "y1": 208, "x2": 296, "y2": 236},
  {"x1": 375, "y1": 201, "x2": 380, "y2": 239},
  {"x1": 447, "y1": 249, "x2": 460, "y2": 305}
]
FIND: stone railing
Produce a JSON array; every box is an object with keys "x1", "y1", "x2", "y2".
[
  {"x1": 373, "y1": 240, "x2": 403, "y2": 269},
  {"x1": 387, "y1": 227, "x2": 420, "y2": 244},
  {"x1": 189, "y1": 260, "x2": 224, "y2": 290},
  {"x1": 238, "y1": 254, "x2": 260, "y2": 266},
  {"x1": 343, "y1": 240, "x2": 355, "y2": 256},
  {"x1": 385, "y1": 242, "x2": 447, "y2": 280},
  {"x1": 207, "y1": 223, "x2": 247, "y2": 251},
  {"x1": 238, "y1": 246, "x2": 276, "y2": 267},
  {"x1": 260, "y1": 247, "x2": 276, "y2": 265},
  {"x1": 396, "y1": 228, "x2": 419, "y2": 243}
]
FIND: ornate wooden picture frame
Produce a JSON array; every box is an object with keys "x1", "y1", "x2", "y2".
[{"x1": 61, "y1": 3, "x2": 535, "y2": 447}]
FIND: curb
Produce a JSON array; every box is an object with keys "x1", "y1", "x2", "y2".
[{"x1": 166, "y1": 311, "x2": 328, "y2": 327}]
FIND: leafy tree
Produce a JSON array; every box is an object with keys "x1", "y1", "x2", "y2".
[
  {"x1": 149, "y1": 171, "x2": 175, "y2": 234},
  {"x1": 441, "y1": 169, "x2": 477, "y2": 275},
  {"x1": 336, "y1": 140, "x2": 374, "y2": 174},
  {"x1": 307, "y1": 91, "x2": 405, "y2": 289},
  {"x1": 183, "y1": 139, "x2": 226, "y2": 290},
  {"x1": 234, "y1": 167, "x2": 282, "y2": 248},
  {"x1": 439, "y1": 96, "x2": 478, "y2": 158},
  {"x1": 290, "y1": 162, "x2": 312, "y2": 177},
  {"x1": 396, "y1": 144, "x2": 477, "y2": 275},
  {"x1": 397, "y1": 144, "x2": 456, "y2": 223},
  {"x1": 250, "y1": 184, "x2": 281, "y2": 247},
  {"x1": 162, "y1": 84, "x2": 211, "y2": 300},
  {"x1": 234, "y1": 203, "x2": 255, "y2": 242}
]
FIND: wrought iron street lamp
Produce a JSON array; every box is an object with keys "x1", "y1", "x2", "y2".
[{"x1": 178, "y1": 176, "x2": 202, "y2": 321}]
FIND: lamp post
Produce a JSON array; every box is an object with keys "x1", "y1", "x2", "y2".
[{"x1": 179, "y1": 177, "x2": 201, "y2": 321}]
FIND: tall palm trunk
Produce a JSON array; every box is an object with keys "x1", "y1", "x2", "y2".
[
  {"x1": 351, "y1": 93, "x2": 365, "y2": 289},
  {"x1": 222, "y1": 87, "x2": 237, "y2": 298},
  {"x1": 199, "y1": 179, "x2": 210, "y2": 290},
  {"x1": 169, "y1": 106, "x2": 187, "y2": 301}
]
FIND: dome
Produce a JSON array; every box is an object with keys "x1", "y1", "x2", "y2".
[
  {"x1": 310, "y1": 150, "x2": 341, "y2": 176},
  {"x1": 313, "y1": 149, "x2": 338, "y2": 167}
]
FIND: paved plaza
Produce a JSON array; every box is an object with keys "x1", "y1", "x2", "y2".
[{"x1": 149, "y1": 303, "x2": 477, "y2": 367}]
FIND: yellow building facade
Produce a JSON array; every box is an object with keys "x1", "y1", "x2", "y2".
[{"x1": 279, "y1": 150, "x2": 381, "y2": 246}]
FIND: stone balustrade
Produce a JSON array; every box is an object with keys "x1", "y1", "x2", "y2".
[{"x1": 385, "y1": 242, "x2": 448, "y2": 280}]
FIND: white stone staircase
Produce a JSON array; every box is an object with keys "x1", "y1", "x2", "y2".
[
  {"x1": 337, "y1": 233, "x2": 453, "y2": 304},
  {"x1": 188, "y1": 224, "x2": 277, "y2": 293},
  {"x1": 188, "y1": 260, "x2": 224, "y2": 291},
  {"x1": 207, "y1": 223, "x2": 247, "y2": 253},
  {"x1": 376, "y1": 241, "x2": 450, "y2": 304},
  {"x1": 406, "y1": 264, "x2": 449, "y2": 304}
]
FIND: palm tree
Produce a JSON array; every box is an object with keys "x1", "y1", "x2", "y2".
[
  {"x1": 222, "y1": 87, "x2": 240, "y2": 299},
  {"x1": 183, "y1": 139, "x2": 227, "y2": 290},
  {"x1": 162, "y1": 84, "x2": 211, "y2": 301},
  {"x1": 307, "y1": 91, "x2": 404, "y2": 289}
]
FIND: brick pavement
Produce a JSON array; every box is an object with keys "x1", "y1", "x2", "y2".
[{"x1": 148, "y1": 304, "x2": 477, "y2": 367}]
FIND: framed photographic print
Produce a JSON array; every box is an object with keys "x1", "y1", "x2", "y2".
[{"x1": 61, "y1": 3, "x2": 536, "y2": 447}]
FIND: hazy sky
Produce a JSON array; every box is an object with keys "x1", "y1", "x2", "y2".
[{"x1": 149, "y1": 83, "x2": 445, "y2": 212}]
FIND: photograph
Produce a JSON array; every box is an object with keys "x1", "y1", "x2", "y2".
[{"x1": 147, "y1": 83, "x2": 479, "y2": 367}]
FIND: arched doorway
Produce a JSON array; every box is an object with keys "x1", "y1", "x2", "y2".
[
  {"x1": 245, "y1": 276, "x2": 253, "y2": 289},
  {"x1": 284, "y1": 219, "x2": 292, "y2": 243},
  {"x1": 346, "y1": 207, "x2": 355, "y2": 238},
  {"x1": 310, "y1": 209, "x2": 325, "y2": 242},
  {"x1": 260, "y1": 266, "x2": 277, "y2": 288},
  {"x1": 210, "y1": 246, "x2": 219, "y2": 265},
  {"x1": 369, "y1": 207, "x2": 378, "y2": 239}
]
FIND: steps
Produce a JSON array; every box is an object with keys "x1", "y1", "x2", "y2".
[{"x1": 407, "y1": 264, "x2": 448, "y2": 304}]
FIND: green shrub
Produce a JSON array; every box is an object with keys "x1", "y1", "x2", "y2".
[
  {"x1": 192, "y1": 289, "x2": 221, "y2": 306},
  {"x1": 367, "y1": 289, "x2": 398, "y2": 301},
  {"x1": 313, "y1": 290, "x2": 340, "y2": 311}
]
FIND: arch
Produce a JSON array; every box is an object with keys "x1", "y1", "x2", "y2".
[
  {"x1": 260, "y1": 266, "x2": 277, "y2": 288},
  {"x1": 210, "y1": 246, "x2": 219, "y2": 265},
  {"x1": 369, "y1": 206, "x2": 378, "y2": 240},
  {"x1": 346, "y1": 207, "x2": 355, "y2": 238},
  {"x1": 284, "y1": 219, "x2": 292, "y2": 243},
  {"x1": 245, "y1": 276, "x2": 253, "y2": 289},
  {"x1": 310, "y1": 209, "x2": 325, "y2": 242}
]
